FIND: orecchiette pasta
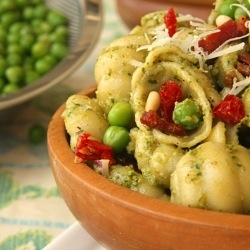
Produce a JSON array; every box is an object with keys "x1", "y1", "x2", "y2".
[
  {"x1": 133, "y1": 129, "x2": 184, "y2": 187},
  {"x1": 171, "y1": 142, "x2": 250, "y2": 214},
  {"x1": 62, "y1": 95, "x2": 108, "y2": 149},
  {"x1": 131, "y1": 44, "x2": 218, "y2": 148},
  {"x1": 94, "y1": 35, "x2": 148, "y2": 113}
]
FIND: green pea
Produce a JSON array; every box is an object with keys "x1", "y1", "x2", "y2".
[
  {"x1": 6, "y1": 53, "x2": 22, "y2": 66},
  {"x1": 19, "y1": 24, "x2": 34, "y2": 36},
  {"x1": 25, "y1": 70, "x2": 40, "y2": 84},
  {"x1": 219, "y1": 0, "x2": 238, "y2": 19},
  {"x1": 0, "y1": 0, "x2": 17, "y2": 13},
  {"x1": 235, "y1": 7, "x2": 246, "y2": 20},
  {"x1": 1, "y1": 11, "x2": 21, "y2": 29},
  {"x1": 7, "y1": 33, "x2": 20, "y2": 44},
  {"x1": 20, "y1": 33, "x2": 36, "y2": 51},
  {"x1": 7, "y1": 44, "x2": 24, "y2": 55},
  {"x1": 37, "y1": 21, "x2": 53, "y2": 34},
  {"x1": 50, "y1": 26, "x2": 68, "y2": 43},
  {"x1": 37, "y1": 33, "x2": 50, "y2": 43},
  {"x1": 43, "y1": 54, "x2": 58, "y2": 67},
  {"x1": 34, "y1": 54, "x2": 57, "y2": 75},
  {"x1": 108, "y1": 101, "x2": 134, "y2": 127},
  {"x1": 33, "y1": 4, "x2": 49, "y2": 19},
  {"x1": 103, "y1": 126, "x2": 130, "y2": 153},
  {"x1": 2, "y1": 83, "x2": 20, "y2": 95},
  {"x1": 234, "y1": 0, "x2": 250, "y2": 20},
  {"x1": 50, "y1": 42, "x2": 68, "y2": 60},
  {"x1": 31, "y1": 18, "x2": 42, "y2": 29},
  {"x1": 9, "y1": 22, "x2": 23, "y2": 33},
  {"x1": 0, "y1": 0, "x2": 69, "y2": 97},
  {"x1": 28, "y1": 124, "x2": 46, "y2": 144},
  {"x1": 31, "y1": 41, "x2": 49, "y2": 59},
  {"x1": 47, "y1": 10, "x2": 68, "y2": 27},
  {"x1": 173, "y1": 98, "x2": 202, "y2": 130},
  {"x1": 5, "y1": 66, "x2": 24, "y2": 84},
  {"x1": 23, "y1": 7, "x2": 34, "y2": 21},
  {"x1": 35, "y1": 57, "x2": 53, "y2": 75}
]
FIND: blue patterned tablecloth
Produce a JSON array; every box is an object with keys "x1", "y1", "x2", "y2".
[{"x1": 0, "y1": 1, "x2": 128, "y2": 249}]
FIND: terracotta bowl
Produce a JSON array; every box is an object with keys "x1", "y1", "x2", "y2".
[
  {"x1": 115, "y1": 0, "x2": 214, "y2": 29},
  {"x1": 47, "y1": 86, "x2": 250, "y2": 250}
]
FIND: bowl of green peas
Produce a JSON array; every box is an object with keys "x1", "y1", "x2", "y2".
[{"x1": 0, "y1": 0, "x2": 103, "y2": 111}]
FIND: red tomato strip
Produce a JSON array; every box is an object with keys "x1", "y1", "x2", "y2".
[
  {"x1": 198, "y1": 19, "x2": 240, "y2": 54},
  {"x1": 164, "y1": 7, "x2": 177, "y2": 37},
  {"x1": 212, "y1": 94, "x2": 245, "y2": 125},
  {"x1": 75, "y1": 133, "x2": 116, "y2": 164}
]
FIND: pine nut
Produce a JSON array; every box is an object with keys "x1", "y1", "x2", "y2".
[
  {"x1": 215, "y1": 15, "x2": 232, "y2": 27},
  {"x1": 145, "y1": 91, "x2": 161, "y2": 111}
]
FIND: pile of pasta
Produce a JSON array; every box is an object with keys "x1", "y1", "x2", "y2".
[{"x1": 62, "y1": 1, "x2": 250, "y2": 214}]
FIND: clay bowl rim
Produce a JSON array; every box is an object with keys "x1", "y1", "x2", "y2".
[{"x1": 47, "y1": 85, "x2": 250, "y2": 233}]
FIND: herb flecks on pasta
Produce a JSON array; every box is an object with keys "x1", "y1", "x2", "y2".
[{"x1": 62, "y1": 1, "x2": 250, "y2": 214}]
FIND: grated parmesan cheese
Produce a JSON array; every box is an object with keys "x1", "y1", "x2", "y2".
[
  {"x1": 130, "y1": 59, "x2": 143, "y2": 68},
  {"x1": 135, "y1": 5, "x2": 250, "y2": 98},
  {"x1": 226, "y1": 77, "x2": 250, "y2": 96},
  {"x1": 137, "y1": 6, "x2": 250, "y2": 69},
  {"x1": 176, "y1": 14, "x2": 205, "y2": 24},
  {"x1": 206, "y1": 43, "x2": 245, "y2": 60}
]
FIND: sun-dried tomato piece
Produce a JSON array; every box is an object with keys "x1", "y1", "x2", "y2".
[
  {"x1": 225, "y1": 70, "x2": 238, "y2": 88},
  {"x1": 164, "y1": 7, "x2": 177, "y2": 37},
  {"x1": 159, "y1": 80, "x2": 183, "y2": 122},
  {"x1": 237, "y1": 52, "x2": 250, "y2": 77},
  {"x1": 238, "y1": 52, "x2": 250, "y2": 65},
  {"x1": 75, "y1": 133, "x2": 116, "y2": 164},
  {"x1": 140, "y1": 110, "x2": 186, "y2": 136},
  {"x1": 198, "y1": 19, "x2": 239, "y2": 54},
  {"x1": 237, "y1": 62, "x2": 250, "y2": 77},
  {"x1": 212, "y1": 94, "x2": 245, "y2": 125},
  {"x1": 141, "y1": 109, "x2": 159, "y2": 128}
]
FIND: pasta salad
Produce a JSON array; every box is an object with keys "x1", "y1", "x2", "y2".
[{"x1": 62, "y1": 0, "x2": 250, "y2": 214}]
